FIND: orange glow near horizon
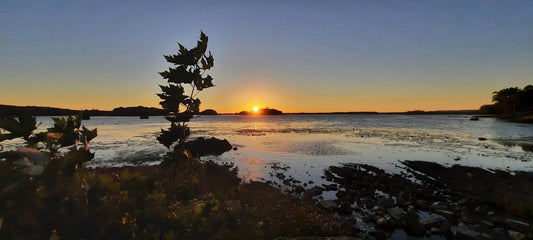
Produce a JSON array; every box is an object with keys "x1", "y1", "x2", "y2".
[{"x1": 1, "y1": 82, "x2": 492, "y2": 114}]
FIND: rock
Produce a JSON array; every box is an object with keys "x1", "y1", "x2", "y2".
[
  {"x1": 407, "y1": 205, "x2": 416, "y2": 214},
  {"x1": 186, "y1": 137, "x2": 232, "y2": 156},
  {"x1": 336, "y1": 203, "x2": 354, "y2": 216},
  {"x1": 451, "y1": 224, "x2": 482, "y2": 240},
  {"x1": 318, "y1": 200, "x2": 337, "y2": 210},
  {"x1": 369, "y1": 230, "x2": 387, "y2": 240},
  {"x1": 379, "y1": 198, "x2": 395, "y2": 208},
  {"x1": 292, "y1": 185, "x2": 305, "y2": 194},
  {"x1": 387, "y1": 207, "x2": 406, "y2": 221},
  {"x1": 419, "y1": 214, "x2": 447, "y2": 228},
  {"x1": 435, "y1": 209, "x2": 455, "y2": 220},
  {"x1": 323, "y1": 184, "x2": 338, "y2": 191},
  {"x1": 416, "y1": 199, "x2": 428, "y2": 209},
  {"x1": 429, "y1": 201, "x2": 448, "y2": 211},
  {"x1": 16, "y1": 147, "x2": 49, "y2": 176},
  {"x1": 396, "y1": 191, "x2": 407, "y2": 206},
  {"x1": 336, "y1": 190, "x2": 347, "y2": 199},
  {"x1": 504, "y1": 219, "x2": 530, "y2": 232},
  {"x1": 478, "y1": 137, "x2": 487, "y2": 141},
  {"x1": 376, "y1": 215, "x2": 394, "y2": 229},
  {"x1": 460, "y1": 209, "x2": 483, "y2": 224},
  {"x1": 508, "y1": 230, "x2": 526, "y2": 240},
  {"x1": 303, "y1": 186, "x2": 324, "y2": 200}
]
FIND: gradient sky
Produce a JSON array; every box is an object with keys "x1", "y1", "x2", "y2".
[{"x1": 1, "y1": 0, "x2": 532, "y2": 113}]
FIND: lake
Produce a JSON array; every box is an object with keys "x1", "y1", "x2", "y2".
[{"x1": 2, "y1": 114, "x2": 532, "y2": 183}]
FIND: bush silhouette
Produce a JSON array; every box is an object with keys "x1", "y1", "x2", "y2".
[{"x1": 157, "y1": 32, "x2": 215, "y2": 151}]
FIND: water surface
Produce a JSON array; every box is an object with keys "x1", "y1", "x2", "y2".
[{"x1": 2, "y1": 114, "x2": 532, "y2": 184}]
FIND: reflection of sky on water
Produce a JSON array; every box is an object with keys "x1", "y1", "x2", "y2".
[{"x1": 2, "y1": 115, "x2": 532, "y2": 183}]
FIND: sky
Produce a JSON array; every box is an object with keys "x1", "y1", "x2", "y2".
[{"x1": 1, "y1": 0, "x2": 532, "y2": 113}]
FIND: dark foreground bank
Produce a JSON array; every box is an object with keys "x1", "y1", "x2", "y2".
[{"x1": 2, "y1": 150, "x2": 532, "y2": 239}]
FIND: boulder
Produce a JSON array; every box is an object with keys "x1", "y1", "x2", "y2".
[
  {"x1": 387, "y1": 207, "x2": 406, "y2": 221},
  {"x1": 376, "y1": 215, "x2": 395, "y2": 229},
  {"x1": 508, "y1": 230, "x2": 526, "y2": 240},
  {"x1": 419, "y1": 214, "x2": 447, "y2": 228},
  {"x1": 435, "y1": 210, "x2": 455, "y2": 220},
  {"x1": 318, "y1": 200, "x2": 337, "y2": 210},
  {"x1": 378, "y1": 197, "x2": 395, "y2": 208},
  {"x1": 186, "y1": 137, "x2": 232, "y2": 156},
  {"x1": 451, "y1": 224, "x2": 482, "y2": 240},
  {"x1": 504, "y1": 219, "x2": 530, "y2": 232}
]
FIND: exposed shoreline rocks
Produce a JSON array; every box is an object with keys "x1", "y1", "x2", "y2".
[{"x1": 286, "y1": 161, "x2": 533, "y2": 240}]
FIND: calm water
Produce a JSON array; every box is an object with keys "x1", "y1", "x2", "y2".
[{"x1": 3, "y1": 114, "x2": 532, "y2": 183}]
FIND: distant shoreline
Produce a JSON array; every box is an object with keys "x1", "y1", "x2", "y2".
[{"x1": 1, "y1": 104, "x2": 480, "y2": 116}]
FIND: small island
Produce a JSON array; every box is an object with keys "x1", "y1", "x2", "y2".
[
  {"x1": 237, "y1": 107, "x2": 283, "y2": 115},
  {"x1": 198, "y1": 109, "x2": 218, "y2": 115}
]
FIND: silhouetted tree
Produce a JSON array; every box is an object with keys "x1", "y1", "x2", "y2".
[
  {"x1": 490, "y1": 85, "x2": 533, "y2": 113},
  {"x1": 478, "y1": 104, "x2": 498, "y2": 114},
  {"x1": 157, "y1": 32, "x2": 214, "y2": 150}
]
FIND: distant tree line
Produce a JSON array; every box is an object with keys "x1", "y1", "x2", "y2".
[
  {"x1": 479, "y1": 85, "x2": 533, "y2": 115},
  {"x1": 0, "y1": 105, "x2": 78, "y2": 116},
  {"x1": 0, "y1": 105, "x2": 218, "y2": 117}
]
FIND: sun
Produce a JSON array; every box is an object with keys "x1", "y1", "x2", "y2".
[{"x1": 253, "y1": 106, "x2": 259, "y2": 112}]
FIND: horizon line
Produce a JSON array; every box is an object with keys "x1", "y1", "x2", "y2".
[{"x1": 0, "y1": 104, "x2": 480, "y2": 115}]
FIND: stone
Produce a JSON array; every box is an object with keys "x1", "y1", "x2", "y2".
[
  {"x1": 407, "y1": 205, "x2": 416, "y2": 214},
  {"x1": 376, "y1": 215, "x2": 391, "y2": 225},
  {"x1": 336, "y1": 190, "x2": 347, "y2": 199},
  {"x1": 451, "y1": 224, "x2": 482, "y2": 240},
  {"x1": 429, "y1": 201, "x2": 448, "y2": 210},
  {"x1": 387, "y1": 207, "x2": 406, "y2": 220},
  {"x1": 419, "y1": 214, "x2": 447, "y2": 228},
  {"x1": 416, "y1": 199, "x2": 428, "y2": 208},
  {"x1": 435, "y1": 209, "x2": 455, "y2": 220},
  {"x1": 323, "y1": 184, "x2": 338, "y2": 191},
  {"x1": 508, "y1": 230, "x2": 526, "y2": 240},
  {"x1": 369, "y1": 230, "x2": 387, "y2": 240},
  {"x1": 186, "y1": 137, "x2": 232, "y2": 156},
  {"x1": 318, "y1": 200, "x2": 337, "y2": 209},
  {"x1": 379, "y1": 198, "x2": 395, "y2": 208},
  {"x1": 504, "y1": 219, "x2": 530, "y2": 232}
]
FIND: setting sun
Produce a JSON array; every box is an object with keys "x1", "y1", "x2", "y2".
[{"x1": 253, "y1": 106, "x2": 259, "y2": 112}]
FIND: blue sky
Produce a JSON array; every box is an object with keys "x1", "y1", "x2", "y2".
[{"x1": 1, "y1": 0, "x2": 532, "y2": 112}]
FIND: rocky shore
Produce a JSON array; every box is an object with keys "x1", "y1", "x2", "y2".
[{"x1": 278, "y1": 161, "x2": 533, "y2": 240}]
